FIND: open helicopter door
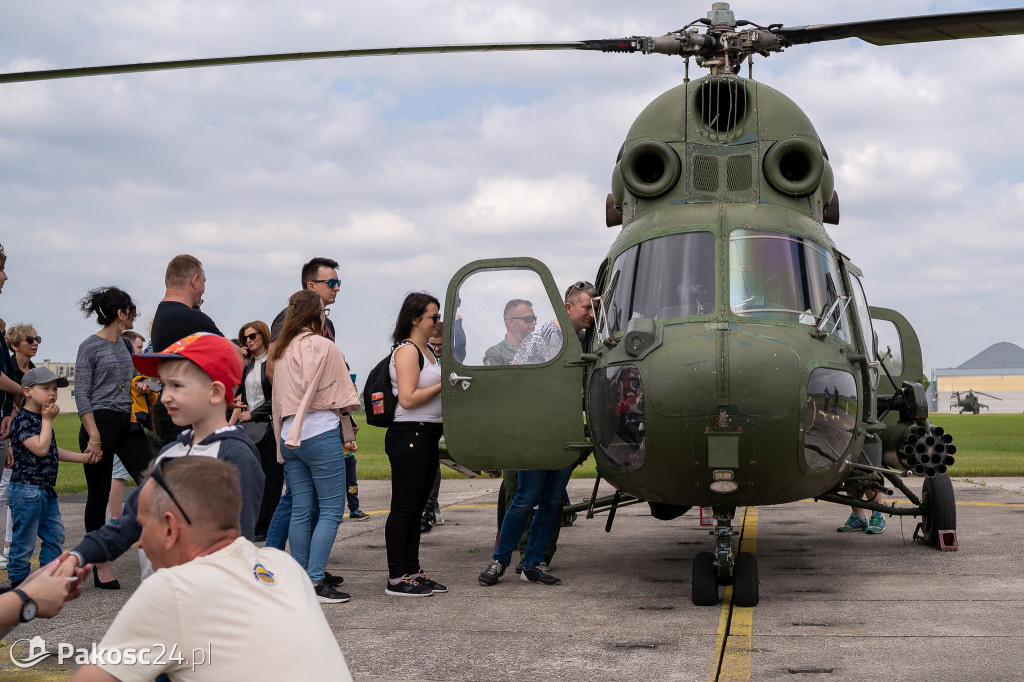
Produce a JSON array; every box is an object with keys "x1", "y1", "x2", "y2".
[
  {"x1": 440, "y1": 258, "x2": 590, "y2": 470},
  {"x1": 868, "y1": 306, "x2": 924, "y2": 391}
]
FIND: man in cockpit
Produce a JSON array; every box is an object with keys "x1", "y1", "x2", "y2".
[{"x1": 483, "y1": 299, "x2": 536, "y2": 366}]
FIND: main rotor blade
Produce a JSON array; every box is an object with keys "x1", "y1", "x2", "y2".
[
  {"x1": 777, "y1": 8, "x2": 1024, "y2": 47},
  {"x1": 0, "y1": 40, "x2": 641, "y2": 85}
]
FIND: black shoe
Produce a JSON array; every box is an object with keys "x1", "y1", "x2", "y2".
[
  {"x1": 420, "y1": 512, "x2": 436, "y2": 534},
  {"x1": 478, "y1": 560, "x2": 506, "y2": 586},
  {"x1": 514, "y1": 560, "x2": 524, "y2": 575},
  {"x1": 314, "y1": 581, "x2": 351, "y2": 603},
  {"x1": 521, "y1": 563, "x2": 561, "y2": 585},
  {"x1": 323, "y1": 571, "x2": 344, "y2": 587},
  {"x1": 414, "y1": 573, "x2": 448, "y2": 593},
  {"x1": 9, "y1": 579, "x2": 22, "y2": 589},
  {"x1": 348, "y1": 509, "x2": 370, "y2": 521},
  {"x1": 385, "y1": 576, "x2": 433, "y2": 597},
  {"x1": 93, "y1": 566, "x2": 121, "y2": 590},
  {"x1": 562, "y1": 511, "x2": 578, "y2": 527}
]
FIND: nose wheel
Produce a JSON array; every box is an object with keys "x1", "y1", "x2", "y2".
[{"x1": 690, "y1": 507, "x2": 760, "y2": 607}]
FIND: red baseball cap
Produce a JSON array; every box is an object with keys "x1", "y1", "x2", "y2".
[{"x1": 132, "y1": 333, "x2": 242, "y2": 403}]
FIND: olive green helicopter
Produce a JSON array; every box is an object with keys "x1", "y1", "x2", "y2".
[
  {"x1": 950, "y1": 389, "x2": 1003, "y2": 414},
  {"x1": 3, "y1": 3, "x2": 1023, "y2": 607}
]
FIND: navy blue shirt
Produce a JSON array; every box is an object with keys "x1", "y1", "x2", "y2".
[{"x1": 10, "y1": 408, "x2": 59, "y2": 488}]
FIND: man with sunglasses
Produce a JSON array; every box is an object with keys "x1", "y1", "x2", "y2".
[
  {"x1": 479, "y1": 281, "x2": 597, "y2": 587},
  {"x1": 483, "y1": 299, "x2": 537, "y2": 366},
  {"x1": 270, "y1": 257, "x2": 341, "y2": 343},
  {"x1": 71, "y1": 456, "x2": 350, "y2": 682}
]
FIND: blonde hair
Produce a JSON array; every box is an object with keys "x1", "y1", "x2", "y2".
[{"x1": 6, "y1": 324, "x2": 38, "y2": 348}]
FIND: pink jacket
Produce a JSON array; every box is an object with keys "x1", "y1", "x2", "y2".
[{"x1": 272, "y1": 332, "x2": 361, "y2": 460}]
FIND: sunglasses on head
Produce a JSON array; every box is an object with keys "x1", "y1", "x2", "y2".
[
  {"x1": 311, "y1": 279, "x2": 341, "y2": 289},
  {"x1": 23, "y1": 336, "x2": 41, "y2": 344},
  {"x1": 508, "y1": 315, "x2": 537, "y2": 323},
  {"x1": 244, "y1": 332, "x2": 260, "y2": 341},
  {"x1": 149, "y1": 460, "x2": 192, "y2": 525}
]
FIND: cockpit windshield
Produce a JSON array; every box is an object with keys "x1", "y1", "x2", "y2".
[
  {"x1": 729, "y1": 229, "x2": 851, "y2": 343},
  {"x1": 602, "y1": 232, "x2": 714, "y2": 338}
]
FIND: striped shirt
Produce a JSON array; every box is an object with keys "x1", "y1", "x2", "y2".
[{"x1": 75, "y1": 335, "x2": 136, "y2": 415}]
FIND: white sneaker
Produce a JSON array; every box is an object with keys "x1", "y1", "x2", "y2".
[
  {"x1": 0, "y1": 555, "x2": 7, "y2": 569},
  {"x1": 2, "y1": 545, "x2": 8, "y2": 557}
]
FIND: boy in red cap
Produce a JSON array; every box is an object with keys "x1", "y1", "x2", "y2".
[{"x1": 59, "y1": 333, "x2": 264, "y2": 586}]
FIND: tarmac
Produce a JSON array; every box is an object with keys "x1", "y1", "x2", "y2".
[{"x1": 2, "y1": 475, "x2": 1023, "y2": 681}]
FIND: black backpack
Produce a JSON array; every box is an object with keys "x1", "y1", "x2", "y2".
[{"x1": 362, "y1": 341, "x2": 423, "y2": 427}]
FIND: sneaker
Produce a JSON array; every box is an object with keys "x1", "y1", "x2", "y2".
[
  {"x1": 314, "y1": 581, "x2": 351, "y2": 603},
  {"x1": 562, "y1": 511, "x2": 578, "y2": 527},
  {"x1": 514, "y1": 560, "x2": 523, "y2": 575},
  {"x1": 348, "y1": 509, "x2": 370, "y2": 521},
  {"x1": 0, "y1": 555, "x2": 7, "y2": 569},
  {"x1": 867, "y1": 513, "x2": 886, "y2": 534},
  {"x1": 323, "y1": 571, "x2": 344, "y2": 587},
  {"x1": 420, "y1": 512, "x2": 436, "y2": 534},
  {"x1": 478, "y1": 560, "x2": 506, "y2": 586},
  {"x1": 435, "y1": 510, "x2": 445, "y2": 525},
  {"x1": 521, "y1": 564, "x2": 561, "y2": 585},
  {"x1": 385, "y1": 575, "x2": 433, "y2": 597},
  {"x1": 2, "y1": 545, "x2": 8, "y2": 557},
  {"x1": 414, "y1": 573, "x2": 448, "y2": 593},
  {"x1": 837, "y1": 514, "x2": 868, "y2": 532}
]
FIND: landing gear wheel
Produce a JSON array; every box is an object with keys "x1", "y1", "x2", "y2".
[
  {"x1": 692, "y1": 551, "x2": 719, "y2": 606},
  {"x1": 921, "y1": 473, "x2": 956, "y2": 547},
  {"x1": 732, "y1": 552, "x2": 759, "y2": 607}
]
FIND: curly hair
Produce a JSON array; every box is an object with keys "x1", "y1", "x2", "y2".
[{"x1": 78, "y1": 286, "x2": 138, "y2": 326}]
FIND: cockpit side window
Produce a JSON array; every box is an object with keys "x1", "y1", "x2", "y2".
[{"x1": 602, "y1": 232, "x2": 715, "y2": 339}]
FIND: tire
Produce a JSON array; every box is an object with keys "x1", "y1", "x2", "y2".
[
  {"x1": 692, "y1": 551, "x2": 719, "y2": 606},
  {"x1": 921, "y1": 473, "x2": 956, "y2": 547},
  {"x1": 732, "y1": 552, "x2": 759, "y2": 607}
]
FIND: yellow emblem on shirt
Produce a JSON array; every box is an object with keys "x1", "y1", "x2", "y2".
[{"x1": 253, "y1": 563, "x2": 277, "y2": 586}]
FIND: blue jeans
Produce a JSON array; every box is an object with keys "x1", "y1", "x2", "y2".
[
  {"x1": 493, "y1": 466, "x2": 574, "y2": 568},
  {"x1": 280, "y1": 431, "x2": 346, "y2": 584},
  {"x1": 8, "y1": 482, "x2": 65, "y2": 583},
  {"x1": 266, "y1": 474, "x2": 321, "y2": 551}
]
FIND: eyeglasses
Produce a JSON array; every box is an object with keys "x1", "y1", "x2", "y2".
[
  {"x1": 243, "y1": 333, "x2": 259, "y2": 341},
  {"x1": 149, "y1": 461, "x2": 192, "y2": 525},
  {"x1": 573, "y1": 281, "x2": 592, "y2": 290},
  {"x1": 427, "y1": 314, "x2": 441, "y2": 323},
  {"x1": 311, "y1": 279, "x2": 341, "y2": 289},
  {"x1": 23, "y1": 336, "x2": 41, "y2": 344},
  {"x1": 508, "y1": 315, "x2": 537, "y2": 323}
]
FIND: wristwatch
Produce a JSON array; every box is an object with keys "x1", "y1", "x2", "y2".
[{"x1": 12, "y1": 588, "x2": 37, "y2": 623}]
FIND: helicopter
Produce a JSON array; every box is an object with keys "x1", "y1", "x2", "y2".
[
  {"x1": 2, "y1": 3, "x2": 1021, "y2": 608},
  {"x1": 950, "y1": 389, "x2": 1002, "y2": 414}
]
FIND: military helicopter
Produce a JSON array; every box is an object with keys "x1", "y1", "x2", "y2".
[
  {"x1": 950, "y1": 389, "x2": 1002, "y2": 414},
  {"x1": 3, "y1": 3, "x2": 1021, "y2": 607}
]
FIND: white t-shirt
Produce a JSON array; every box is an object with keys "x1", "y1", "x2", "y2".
[
  {"x1": 389, "y1": 344, "x2": 442, "y2": 423},
  {"x1": 96, "y1": 537, "x2": 352, "y2": 682}
]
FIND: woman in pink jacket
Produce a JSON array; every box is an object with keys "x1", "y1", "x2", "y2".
[{"x1": 271, "y1": 290, "x2": 360, "y2": 604}]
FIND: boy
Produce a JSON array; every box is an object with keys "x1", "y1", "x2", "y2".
[
  {"x1": 59, "y1": 332, "x2": 264, "y2": 583},
  {"x1": 7, "y1": 367, "x2": 92, "y2": 587}
]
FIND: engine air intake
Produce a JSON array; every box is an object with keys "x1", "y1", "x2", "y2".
[
  {"x1": 620, "y1": 139, "x2": 681, "y2": 198},
  {"x1": 696, "y1": 77, "x2": 748, "y2": 137}
]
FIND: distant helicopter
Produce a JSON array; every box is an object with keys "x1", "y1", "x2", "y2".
[
  {"x1": 950, "y1": 390, "x2": 1002, "y2": 414},
  {"x1": 2, "y1": 3, "x2": 1020, "y2": 607}
]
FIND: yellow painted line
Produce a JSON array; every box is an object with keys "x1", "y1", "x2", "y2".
[
  {"x1": 350, "y1": 502, "x2": 497, "y2": 518},
  {"x1": 792, "y1": 499, "x2": 1024, "y2": 508},
  {"x1": 709, "y1": 507, "x2": 756, "y2": 682}
]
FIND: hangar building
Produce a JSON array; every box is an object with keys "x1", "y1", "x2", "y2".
[{"x1": 933, "y1": 342, "x2": 1024, "y2": 413}]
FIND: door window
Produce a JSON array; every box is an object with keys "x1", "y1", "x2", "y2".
[{"x1": 453, "y1": 268, "x2": 562, "y2": 367}]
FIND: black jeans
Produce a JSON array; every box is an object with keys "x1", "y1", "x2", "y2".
[
  {"x1": 78, "y1": 410, "x2": 155, "y2": 533},
  {"x1": 254, "y1": 428, "x2": 284, "y2": 537},
  {"x1": 384, "y1": 421, "x2": 442, "y2": 579}
]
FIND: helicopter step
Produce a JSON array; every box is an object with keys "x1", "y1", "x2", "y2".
[{"x1": 691, "y1": 507, "x2": 759, "y2": 607}]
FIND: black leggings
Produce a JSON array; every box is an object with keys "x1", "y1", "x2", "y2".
[
  {"x1": 384, "y1": 421, "x2": 442, "y2": 579},
  {"x1": 79, "y1": 410, "x2": 155, "y2": 533}
]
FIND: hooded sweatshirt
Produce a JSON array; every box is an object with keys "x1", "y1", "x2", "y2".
[{"x1": 72, "y1": 425, "x2": 264, "y2": 566}]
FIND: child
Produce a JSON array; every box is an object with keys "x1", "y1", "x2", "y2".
[
  {"x1": 7, "y1": 367, "x2": 93, "y2": 587},
  {"x1": 60, "y1": 332, "x2": 264, "y2": 582}
]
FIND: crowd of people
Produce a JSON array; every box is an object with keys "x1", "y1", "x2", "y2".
[{"x1": 0, "y1": 240, "x2": 610, "y2": 679}]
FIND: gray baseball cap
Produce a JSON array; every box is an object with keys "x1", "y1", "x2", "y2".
[{"x1": 21, "y1": 366, "x2": 70, "y2": 389}]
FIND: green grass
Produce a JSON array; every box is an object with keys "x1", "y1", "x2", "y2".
[
  {"x1": 928, "y1": 413, "x2": 1024, "y2": 477},
  {"x1": 44, "y1": 412, "x2": 1021, "y2": 495}
]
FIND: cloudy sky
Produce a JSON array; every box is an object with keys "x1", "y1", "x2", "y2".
[{"x1": 1, "y1": 0, "x2": 1023, "y2": 381}]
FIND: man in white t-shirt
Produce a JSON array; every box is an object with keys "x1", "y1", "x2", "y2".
[{"x1": 72, "y1": 457, "x2": 351, "y2": 682}]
